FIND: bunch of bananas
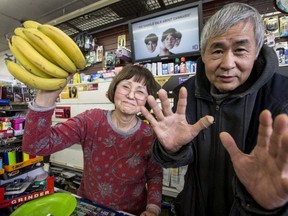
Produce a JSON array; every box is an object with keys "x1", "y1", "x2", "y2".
[{"x1": 6, "y1": 20, "x2": 86, "y2": 91}]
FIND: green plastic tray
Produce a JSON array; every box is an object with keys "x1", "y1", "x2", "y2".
[{"x1": 11, "y1": 193, "x2": 77, "y2": 216}]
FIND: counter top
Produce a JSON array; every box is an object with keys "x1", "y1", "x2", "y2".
[{"x1": 54, "y1": 187, "x2": 135, "y2": 216}]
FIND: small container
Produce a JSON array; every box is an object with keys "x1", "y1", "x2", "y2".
[
  {"x1": 0, "y1": 157, "x2": 3, "y2": 170},
  {"x1": 12, "y1": 118, "x2": 25, "y2": 130},
  {"x1": 174, "y1": 58, "x2": 180, "y2": 74},
  {"x1": 1, "y1": 118, "x2": 11, "y2": 130},
  {"x1": 180, "y1": 57, "x2": 186, "y2": 73}
]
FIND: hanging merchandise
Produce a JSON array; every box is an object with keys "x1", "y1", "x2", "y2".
[
  {"x1": 279, "y1": 16, "x2": 288, "y2": 37},
  {"x1": 96, "y1": 45, "x2": 104, "y2": 62},
  {"x1": 85, "y1": 51, "x2": 96, "y2": 67},
  {"x1": 84, "y1": 34, "x2": 95, "y2": 52},
  {"x1": 103, "y1": 51, "x2": 120, "y2": 70},
  {"x1": 75, "y1": 32, "x2": 86, "y2": 52},
  {"x1": 264, "y1": 16, "x2": 280, "y2": 38},
  {"x1": 265, "y1": 31, "x2": 276, "y2": 47},
  {"x1": 75, "y1": 32, "x2": 95, "y2": 53},
  {"x1": 117, "y1": 35, "x2": 126, "y2": 48}
]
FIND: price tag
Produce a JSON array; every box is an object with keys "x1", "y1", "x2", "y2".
[
  {"x1": 55, "y1": 106, "x2": 71, "y2": 119},
  {"x1": 60, "y1": 86, "x2": 78, "y2": 99},
  {"x1": 155, "y1": 76, "x2": 170, "y2": 87}
]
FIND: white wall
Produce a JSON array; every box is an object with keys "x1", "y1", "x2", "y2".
[
  {"x1": 50, "y1": 81, "x2": 114, "y2": 169},
  {"x1": 0, "y1": 50, "x2": 15, "y2": 83}
]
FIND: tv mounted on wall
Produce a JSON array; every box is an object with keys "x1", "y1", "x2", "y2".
[{"x1": 128, "y1": 1, "x2": 202, "y2": 63}]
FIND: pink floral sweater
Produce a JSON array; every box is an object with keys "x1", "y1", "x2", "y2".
[{"x1": 22, "y1": 106, "x2": 163, "y2": 215}]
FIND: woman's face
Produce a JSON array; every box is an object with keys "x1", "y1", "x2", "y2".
[
  {"x1": 114, "y1": 77, "x2": 148, "y2": 115},
  {"x1": 146, "y1": 41, "x2": 157, "y2": 53},
  {"x1": 163, "y1": 34, "x2": 176, "y2": 50}
]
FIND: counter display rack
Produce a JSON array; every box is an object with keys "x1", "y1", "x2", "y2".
[{"x1": 0, "y1": 174, "x2": 54, "y2": 208}]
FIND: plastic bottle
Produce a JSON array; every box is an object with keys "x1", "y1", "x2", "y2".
[
  {"x1": 180, "y1": 57, "x2": 186, "y2": 73},
  {"x1": 174, "y1": 58, "x2": 180, "y2": 74}
]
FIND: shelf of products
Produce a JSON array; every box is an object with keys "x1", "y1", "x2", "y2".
[
  {"x1": 3, "y1": 156, "x2": 44, "y2": 172},
  {"x1": 0, "y1": 137, "x2": 22, "y2": 153}
]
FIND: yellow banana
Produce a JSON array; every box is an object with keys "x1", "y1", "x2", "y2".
[
  {"x1": 8, "y1": 39, "x2": 52, "y2": 78},
  {"x1": 38, "y1": 24, "x2": 86, "y2": 70},
  {"x1": 14, "y1": 27, "x2": 30, "y2": 41},
  {"x1": 5, "y1": 60, "x2": 67, "y2": 91},
  {"x1": 14, "y1": 27, "x2": 56, "y2": 64},
  {"x1": 23, "y1": 28, "x2": 77, "y2": 73},
  {"x1": 23, "y1": 20, "x2": 41, "y2": 29},
  {"x1": 12, "y1": 35, "x2": 69, "y2": 78}
]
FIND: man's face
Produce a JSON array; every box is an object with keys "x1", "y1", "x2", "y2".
[
  {"x1": 146, "y1": 41, "x2": 157, "y2": 53},
  {"x1": 202, "y1": 21, "x2": 258, "y2": 93}
]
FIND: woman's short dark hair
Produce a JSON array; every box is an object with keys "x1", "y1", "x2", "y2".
[
  {"x1": 107, "y1": 65, "x2": 158, "y2": 110},
  {"x1": 161, "y1": 28, "x2": 177, "y2": 42},
  {"x1": 144, "y1": 33, "x2": 158, "y2": 45}
]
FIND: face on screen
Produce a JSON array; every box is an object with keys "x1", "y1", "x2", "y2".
[
  {"x1": 131, "y1": 5, "x2": 200, "y2": 62},
  {"x1": 163, "y1": 34, "x2": 177, "y2": 50},
  {"x1": 146, "y1": 41, "x2": 157, "y2": 53}
]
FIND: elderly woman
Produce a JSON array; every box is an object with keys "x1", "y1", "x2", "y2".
[{"x1": 22, "y1": 65, "x2": 163, "y2": 216}]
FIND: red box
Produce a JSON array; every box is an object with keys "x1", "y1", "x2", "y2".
[{"x1": 0, "y1": 176, "x2": 54, "y2": 208}]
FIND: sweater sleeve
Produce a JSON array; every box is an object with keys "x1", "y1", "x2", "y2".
[
  {"x1": 22, "y1": 106, "x2": 90, "y2": 156},
  {"x1": 152, "y1": 139, "x2": 194, "y2": 168},
  {"x1": 145, "y1": 145, "x2": 163, "y2": 211}
]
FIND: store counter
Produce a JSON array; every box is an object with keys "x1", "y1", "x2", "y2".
[
  {"x1": 1, "y1": 187, "x2": 135, "y2": 216},
  {"x1": 55, "y1": 188, "x2": 135, "y2": 216}
]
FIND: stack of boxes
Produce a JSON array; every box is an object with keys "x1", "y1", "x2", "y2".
[{"x1": 0, "y1": 85, "x2": 53, "y2": 211}]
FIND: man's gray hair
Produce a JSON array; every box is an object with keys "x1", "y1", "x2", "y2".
[{"x1": 200, "y1": 3, "x2": 264, "y2": 57}]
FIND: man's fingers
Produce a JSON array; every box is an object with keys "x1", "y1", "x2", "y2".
[
  {"x1": 199, "y1": 115, "x2": 214, "y2": 128},
  {"x1": 273, "y1": 114, "x2": 288, "y2": 173},
  {"x1": 277, "y1": 133, "x2": 288, "y2": 178},
  {"x1": 147, "y1": 94, "x2": 165, "y2": 121},
  {"x1": 158, "y1": 89, "x2": 173, "y2": 116},
  {"x1": 175, "y1": 87, "x2": 187, "y2": 115},
  {"x1": 270, "y1": 113, "x2": 288, "y2": 158},
  {"x1": 220, "y1": 132, "x2": 242, "y2": 162},
  {"x1": 257, "y1": 110, "x2": 273, "y2": 149},
  {"x1": 189, "y1": 115, "x2": 214, "y2": 137},
  {"x1": 194, "y1": 115, "x2": 214, "y2": 130},
  {"x1": 140, "y1": 104, "x2": 158, "y2": 126}
]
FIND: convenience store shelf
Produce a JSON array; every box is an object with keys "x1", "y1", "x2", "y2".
[
  {"x1": 0, "y1": 136, "x2": 22, "y2": 153},
  {"x1": 3, "y1": 156, "x2": 43, "y2": 172}
]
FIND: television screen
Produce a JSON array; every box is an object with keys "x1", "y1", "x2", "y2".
[{"x1": 129, "y1": 2, "x2": 202, "y2": 63}]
